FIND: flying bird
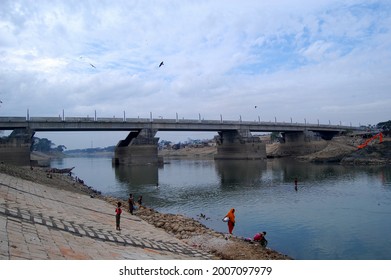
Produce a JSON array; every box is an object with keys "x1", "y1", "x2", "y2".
[
  {"x1": 159, "y1": 61, "x2": 164, "y2": 67},
  {"x1": 90, "y1": 63, "x2": 96, "y2": 68}
]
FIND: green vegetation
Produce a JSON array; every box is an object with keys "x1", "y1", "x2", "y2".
[
  {"x1": 31, "y1": 137, "x2": 66, "y2": 153},
  {"x1": 64, "y1": 146, "x2": 115, "y2": 154}
]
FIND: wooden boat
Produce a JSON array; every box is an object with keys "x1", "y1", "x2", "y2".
[{"x1": 47, "y1": 167, "x2": 75, "y2": 174}]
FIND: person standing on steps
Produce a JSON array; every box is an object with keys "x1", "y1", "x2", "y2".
[
  {"x1": 115, "y1": 202, "x2": 122, "y2": 231},
  {"x1": 128, "y1": 193, "x2": 134, "y2": 214}
]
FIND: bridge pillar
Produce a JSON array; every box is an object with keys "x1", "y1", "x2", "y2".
[
  {"x1": 0, "y1": 129, "x2": 34, "y2": 166},
  {"x1": 278, "y1": 131, "x2": 328, "y2": 156},
  {"x1": 283, "y1": 132, "x2": 306, "y2": 143},
  {"x1": 214, "y1": 130, "x2": 266, "y2": 160},
  {"x1": 112, "y1": 128, "x2": 161, "y2": 166}
]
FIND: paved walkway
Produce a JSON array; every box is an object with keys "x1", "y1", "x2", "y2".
[{"x1": 0, "y1": 172, "x2": 212, "y2": 260}]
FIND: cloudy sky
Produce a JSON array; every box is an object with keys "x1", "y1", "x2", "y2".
[{"x1": 1, "y1": 0, "x2": 390, "y2": 149}]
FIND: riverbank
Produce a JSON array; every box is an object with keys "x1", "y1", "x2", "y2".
[
  {"x1": 0, "y1": 163, "x2": 291, "y2": 260},
  {"x1": 158, "y1": 135, "x2": 390, "y2": 164}
]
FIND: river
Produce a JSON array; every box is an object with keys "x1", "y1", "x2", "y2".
[{"x1": 50, "y1": 156, "x2": 391, "y2": 260}]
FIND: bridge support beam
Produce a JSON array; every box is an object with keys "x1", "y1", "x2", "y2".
[
  {"x1": 112, "y1": 128, "x2": 161, "y2": 166},
  {"x1": 0, "y1": 129, "x2": 34, "y2": 166},
  {"x1": 214, "y1": 130, "x2": 266, "y2": 160}
]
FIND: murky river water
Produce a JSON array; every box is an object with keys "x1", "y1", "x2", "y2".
[{"x1": 51, "y1": 156, "x2": 391, "y2": 260}]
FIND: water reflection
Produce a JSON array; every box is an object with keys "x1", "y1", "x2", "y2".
[
  {"x1": 215, "y1": 160, "x2": 267, "y2": 185},
  {"x1": 381, "y1": 168, "x2": 391, "y2": 187},
  {"x1": 266, "y1": 159, "x2": 391, "y2": 185},
  {"x1": 114, "y1": 164, "x2": 159, "y2": 187}
]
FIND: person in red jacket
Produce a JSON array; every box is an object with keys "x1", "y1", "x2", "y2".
[{"x1": 115, "y1": 202, "x2": 122, "y2": 230}]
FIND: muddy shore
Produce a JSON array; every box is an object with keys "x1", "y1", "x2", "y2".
[{"x1": 0, "y1": 163, "x2": 291, "y2": 260}]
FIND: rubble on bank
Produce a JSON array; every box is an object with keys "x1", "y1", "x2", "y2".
[
  {"x1": 297, "y1": 136, "x2": 391, "y2": 165},
  {"x1": 341, "y1": 138, "x2": 391, "y2": 165}
]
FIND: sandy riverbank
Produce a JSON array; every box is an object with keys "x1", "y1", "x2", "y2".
[{"x1": 0, "y1": 163, "x2": 291, "y2": 260}]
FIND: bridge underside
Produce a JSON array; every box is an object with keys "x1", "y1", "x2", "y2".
[
  {"x1": 112, "y1": 129, "x2": 268, "y2": 165},
  {"x1": 105, "y1": 129, "x2": 341, "y2": 165}
]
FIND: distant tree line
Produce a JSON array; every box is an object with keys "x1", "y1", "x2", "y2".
[
  {"x1": 31, "y1": 137, "x2": 66, "y2": 153},
  {"x1": 377, "y1": 120, "x2": 391, "y2": 136},
  {"x1": 64, "y1": 146, "x2": 115, "y2": 154}
]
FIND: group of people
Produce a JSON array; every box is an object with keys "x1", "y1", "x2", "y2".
[
  {"x1": 114, "y1": 193, "x2": 143, "y2": 231},
  {"x1": 223, "y1": 208, "x2": 268, "y2": 247},
  {"x1": 116, "y1": 198, "x2": 268, "y2": 247},
  {"x1": 115, "y1": 178, "x2": 302, "y2": 243}
]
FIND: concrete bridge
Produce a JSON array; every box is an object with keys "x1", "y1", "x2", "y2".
[{"x1": 0, "y1": 116, "x2": 360, "y2": 166}]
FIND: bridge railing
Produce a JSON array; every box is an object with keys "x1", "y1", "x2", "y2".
[
  {"x1": 0, "y1": 117, "x2": 26, "y2": 122},
  {"x1": 30, "y1": 117, "x2": 62, "y2": 122},
  {"x1": 96, "y1": 117, "x2": 125, "y2": 122},
  {"x1": 65, "y1": 117, "x2": 95, "y2": 122}
]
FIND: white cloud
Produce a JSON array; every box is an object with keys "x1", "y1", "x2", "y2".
[
  {"x1": 1, "y1": 0, "x2": 391, "y2": 148},
  {"x1": 300, "y1": 40, "x2": 337, "y2": 61}
]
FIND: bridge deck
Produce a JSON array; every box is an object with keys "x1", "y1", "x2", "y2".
[{"x1": 0, "y1": 116, "x2": 359, "y2": 133}]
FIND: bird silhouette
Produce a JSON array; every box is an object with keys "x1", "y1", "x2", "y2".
[
  {"x1": 159, "y1": 61, "x2": 164, "y2": 67},
  {"x1": 90, "y1": 63, "x2": 96, "y2": 68}
]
